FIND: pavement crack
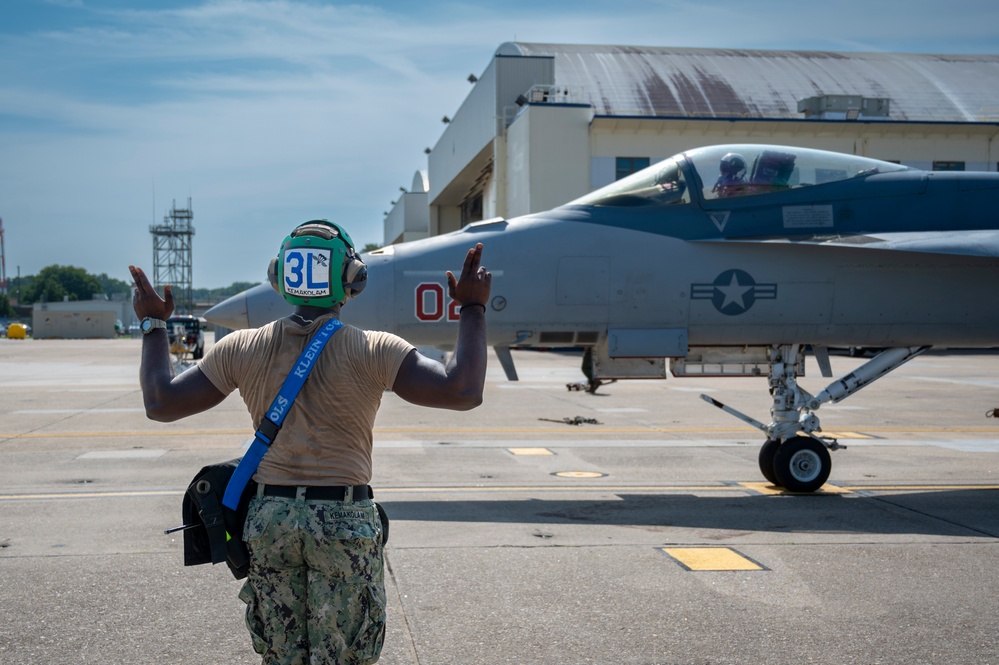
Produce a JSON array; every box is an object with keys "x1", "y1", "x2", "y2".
[{"x1": 870, "y1": 495, "x2": 999, "y2": 539}]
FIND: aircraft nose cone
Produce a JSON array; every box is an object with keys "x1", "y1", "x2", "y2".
[{"x1": 204, "y1": 291, "x2": 249, "y2": 329}]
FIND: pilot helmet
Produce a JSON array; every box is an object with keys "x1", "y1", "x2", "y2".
[
  {"x1": 267, "y1": 220, "x2": 367, "y2": 308},
  {"x1": 719, "y1": 152, "x2": 747, "y2": 179}
]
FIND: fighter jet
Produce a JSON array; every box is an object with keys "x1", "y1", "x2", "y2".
[{"x1": 206, "y1": 144, "x2": 999, "y2": 492}]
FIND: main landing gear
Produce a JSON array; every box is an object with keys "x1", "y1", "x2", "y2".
[{"x1": 702, "y1": 344, "x2": 929, "y2": 492}]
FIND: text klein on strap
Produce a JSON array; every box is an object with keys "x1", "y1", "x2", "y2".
[{"x1": 222, "y1": 318, "x2": 344, "y2": 510}]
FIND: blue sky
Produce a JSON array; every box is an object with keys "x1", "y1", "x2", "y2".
[{"x1": 2, "y1": 0, "x2": 998, "y2": 288}]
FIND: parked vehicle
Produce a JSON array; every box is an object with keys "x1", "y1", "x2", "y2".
[{"x1": 167, "y1": 315, "x2": 207, "y2": 359}]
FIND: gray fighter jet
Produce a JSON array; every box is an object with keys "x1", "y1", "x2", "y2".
[{"x1": 206, "y1": 144, "x2": 999, "y2": 492}]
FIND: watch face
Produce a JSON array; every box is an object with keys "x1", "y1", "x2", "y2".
[{"x1": 140, "y1": 319, "x2": 151, "y2": 333}]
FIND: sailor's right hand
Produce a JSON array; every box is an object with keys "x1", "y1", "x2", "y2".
[{"x1": 129, "y1": 265, "x2": 175, "y2": 320}]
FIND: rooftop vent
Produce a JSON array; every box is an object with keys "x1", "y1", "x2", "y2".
[{"x1": 798, "y1": 95, "x2": 890, "y2": 120}]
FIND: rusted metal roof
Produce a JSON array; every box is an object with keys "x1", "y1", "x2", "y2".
[{"x1": 497, "y1": 43, "x2": 999, "y2": 123}]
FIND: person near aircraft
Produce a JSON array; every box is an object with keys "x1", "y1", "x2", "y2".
[
  {"x1": 129, "y1": 222, "x2": 491, "y2": 664},
  {"x1": 711, "y1": 152, "x2": 748, "y2": 198}
]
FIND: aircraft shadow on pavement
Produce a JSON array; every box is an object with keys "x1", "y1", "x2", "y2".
[{"x1": 380, "y1": 490, "x2": 999, "y2": 538}]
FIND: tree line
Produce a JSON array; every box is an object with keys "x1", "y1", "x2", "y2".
[{"x1": 0, "y1": 265, "x2": 259, "y2": 318}]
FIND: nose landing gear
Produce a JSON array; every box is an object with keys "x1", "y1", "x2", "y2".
[
  {"x1": 771, "y1": 435, "x2": 832, "y2": 493},
  {"x1": 702, "y1": 343, "x2": 929, "y2": 492}
]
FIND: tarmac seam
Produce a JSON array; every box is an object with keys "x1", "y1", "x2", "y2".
[
  {"x1": 0, "y1": 550, "x2": 176, "y2": 560},
  {"x1": 378, "y1": 540, "x2": 999, "y2": 551},
  {"x1": 383, "y1": 550, "x2": 423, "y2": 665},
  {"x1": 2, "y1": 484, "x2": 998, "y2": 501},
  {"x1": 0, "y1": 392, "x2": 144, "y2": 445},
  {"x1": 867, "y1": 494, "x2": 999, "y2": 539}
]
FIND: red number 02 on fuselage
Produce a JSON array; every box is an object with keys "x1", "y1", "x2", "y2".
[{"x1": 415, "y1": 283, "x2": 460, "y2": 322}]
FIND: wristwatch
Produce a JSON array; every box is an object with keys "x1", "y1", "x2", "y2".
[{"x1": 140, "y1": 317, "x2": 167, "y2": 335}]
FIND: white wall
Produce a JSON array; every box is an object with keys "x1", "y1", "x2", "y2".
[
  {"x1": 33, "y1": 306, "x2": 121, "y2": 339},
  {"x1": 505, "y1": 104, "x2": 592, "y2": 218}
]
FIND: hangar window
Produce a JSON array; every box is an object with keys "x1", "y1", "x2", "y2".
[
  {"x1": 570, "y1": 158, "x2": 690, "y2": 207},
  {"x1": 616, "y1": 157, "x2": 650, "y2": 180},
  {"x1": 461, "y1": 191, "x2": 483, "y2": 225},
  {"x1": 933, "y1": 161, "x2": 965, "y2": 171}
]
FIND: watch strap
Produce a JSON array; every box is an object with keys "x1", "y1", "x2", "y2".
[{"x1": 141, "y1": 317, "x2": 167, "y2": 334}]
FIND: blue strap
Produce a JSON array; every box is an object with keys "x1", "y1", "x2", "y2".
[{"x1": 223, "y1": 318, "x2": 344, "y2": 509}]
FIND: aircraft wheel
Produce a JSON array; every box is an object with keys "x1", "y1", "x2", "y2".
[
  {"x1": 758, "y1": 439, "x2": 780, "y2": 485},
  {"x1": 772, "y1": 436, "x2": 831, "y2": 493}
]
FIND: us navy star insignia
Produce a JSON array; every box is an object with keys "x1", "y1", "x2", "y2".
[{"x1": 690, "y1": 269, "x2": 778, "y2": 315}]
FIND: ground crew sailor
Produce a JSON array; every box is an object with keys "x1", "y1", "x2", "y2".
[{"x1": 129, "y1": 220, "x2": 491, "y2": 664}]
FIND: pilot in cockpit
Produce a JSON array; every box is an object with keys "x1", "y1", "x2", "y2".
[{"x1": 712, "y1": 152, "x2": 747, "y2": 198}]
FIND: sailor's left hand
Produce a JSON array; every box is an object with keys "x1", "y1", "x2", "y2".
[
  {"x1": 447, "y1": 243, "x2": 491, "y2": 309},
  {"x1": 129, "y1": 265, "x2": 175, "y2": 320}
]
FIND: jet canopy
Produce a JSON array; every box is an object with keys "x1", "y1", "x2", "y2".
[{"x1": 572, "y1": 145, "x2": 912, "y2": 207}]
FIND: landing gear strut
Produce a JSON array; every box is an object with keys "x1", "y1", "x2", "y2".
[{"x1": 702, "y1": 344, "x2": 929, "y2": 492}]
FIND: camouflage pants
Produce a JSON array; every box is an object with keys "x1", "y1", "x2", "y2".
[{"x1": 239, "y1": 489, "x2": 385, "y2": 665}]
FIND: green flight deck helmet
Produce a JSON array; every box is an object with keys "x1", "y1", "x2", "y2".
[{"x1": 268, "y1": 220, "x2": 367, "y2": 308}]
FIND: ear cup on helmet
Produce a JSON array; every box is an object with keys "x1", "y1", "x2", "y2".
[
  {"x1": 267, "y1": 257, "x2": 280, "y2": 294},
  {"x1": 342, "y1": 255, "x2": 367, "y2": 299},
  {"x1": 307, "y1": 220, "x2": 367, "y2": 301}
]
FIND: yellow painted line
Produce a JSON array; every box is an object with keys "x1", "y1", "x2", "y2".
[
  {"x1": 1, "y1": 483, "x2": 996, "y2": 503},
  {"x1": 508, "y1": 447, "x2": 554, "y2": 456},
  {"x1": 820, "y1": 431, "x2": 875, "y2": 439},
  {"x1": 662, "y1": 547, "x2": 765, "y2": 572},
  {"x1": 376, "y1": 425, "x2": 999, "y2": 434},
  {"x1": 4, "y1": 425, "x2": 999, "y2": 441},
  {"x1": 838, "y1": 485, "x2": 999, "y2": 492},
  {"x1": 0, "y1": 427, "x2": 749, "y2": 440},
  {"x1": 3, "y1": 426, "x2": 999, "y2": 441},
  {"x1": 553, "y1": 471, "x2": 606, "y2": 479},
  {"x1": 854, "y1": 427, "x2": 999, "y2": 433},
  {"x1": 0, "y1": 485, "x2": 746, "y2": 501},
  {"x1": 377, "y1": 427, "x2": 756, "y2": 434},
  {"x1": 740, "y1": 482, "x2": 852, "y2": 495},
  {"x1": 376, "y1": 485, "x2": 738, "y2": 493}
]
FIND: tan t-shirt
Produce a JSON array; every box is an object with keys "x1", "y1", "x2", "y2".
[{"x1": 198, "y1": 314, "x2": 414, "y2": 486}]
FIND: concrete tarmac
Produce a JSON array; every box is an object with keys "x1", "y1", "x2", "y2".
[{"x1": 1, "y1": 336, "x2": 998, "y2": 664}]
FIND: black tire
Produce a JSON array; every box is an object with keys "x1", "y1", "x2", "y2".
[
  {"x1": 758, "y1": 439, "x2": 780, "y2": 485},
  {"x1": 772, "y1": 436, "x2": 831, "y2": 493}
]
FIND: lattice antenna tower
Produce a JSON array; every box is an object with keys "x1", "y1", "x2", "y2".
[
  {"x1": 150, "y1": 198, "x2": 195, "y2": 314},
  {"x1": 0, "y1": 216, "x2": 7, "y2": 295}
]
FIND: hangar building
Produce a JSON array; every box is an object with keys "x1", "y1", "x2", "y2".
[
  {"x1": 32, "y1": 298, "x2": 131, "y2": 339},
  {"x1": 384, "y1": 42, "x2": 999, "y2": 244}
]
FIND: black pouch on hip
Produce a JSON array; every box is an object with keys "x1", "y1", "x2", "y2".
[{"x1": 375, "y1": 502, "x2": 389, "y2": 546}]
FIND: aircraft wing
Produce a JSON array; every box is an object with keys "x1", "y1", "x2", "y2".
[{"x1": 700, "y1": 230, "x2": 999, "y2": 258}]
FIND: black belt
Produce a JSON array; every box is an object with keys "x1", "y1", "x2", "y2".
[{"x1": 261, "y1": 484, "x2": 373, "y2": 501}]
